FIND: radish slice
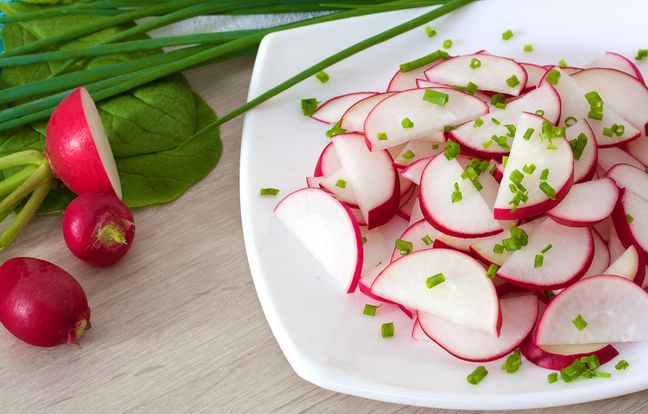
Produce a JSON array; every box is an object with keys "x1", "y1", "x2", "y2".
[
  {"x1": 274, "y1": 188, "x2": 363, "y2": 293},
  {"x1": 497, "y1": 218, "x2": 593, "y2": 290},
  {"x1": 397, "y1": 187, "x2": 419, "y2": 220},
  {"x1": 319, "y1": 168, "x2": 358, "y2": 207},
  {"x1": 469, "y1": 220, "x2": 542, "y2": 266},
  {"x1": 393, "y1": 140, "x2": 443, "y2": 168},
  {"x1": 540, "y1": 67, "x2": 640, "y2": 147},
  {"x1": 572, "y1": 68, "x2": 648, "y2": 135},
  {"x1": 416, "y1": 79, "x2": 451, "y2": 89},
  {"x1": 420, "y1": 154, "x2": 502, "y2": 238},
  {"x1": 411, "y1": 319, "x2": 432, "y2": 342},
  {"x1": 400, "y1": 157, "x2": 432, "y2": 186},
  {"x1": 332, "y1": 133, "x2": 399, "y2": 229},
  {"x1": 547, "y1": 178, "x2": 619, "y2": 227},
  {"x1": 594, "y1": 217, "x2": 611, "y2": 241},
  {"x1": 364, "y1": 88, "x2": 489, "y2": 151},
  {"x1": 598, "y1": 146, "x2": 644, "y2": 173},
  {"x1": 424, "y1": 54, "x2": 527, "y2": 96},
  {"x1": 306, "y1": 176, "x2": 325, "y2": 188},
  {"x1": 372, "y1": 248, "x2": 501, "y2": 335},
  {"x1": 398, "y1": 175, "x2": 414, "y2": 199},
  {"x1": 447, "y1": 84, "x2": 561, "y2": 157},
  {"x1": 521, "y1": 336, "x2": 618, "y2": 370},
  {"x1": 625, "y1": 135, "x2": 648, "y2": 167},
  {"x1": 418, "y1": 295, "x2": 538, "y2": 362},
  {"x1": 408, "y1": 197, "x2": 424, "y2": 225},
  {"x1": 311, "y1": 92, "x2": 377, "y2": 124},
  {"x1": 583, "y1": 229, "x2": 611, "y2": 278},
  {"x1": 313, "y1": 142, "x2": 341, "y2": 177},
  {"x1": 604, "y1": 245, "x2": 645, "y2": 285},
  {"x1": 494, "y1": 113, "x2": 573, "y2": 220},
  {"x1": 521, "y1": 63, "x2": 548, "y2": 91},
  {"x1": 606, "y1": 163, "x2": 648, "y2": 199},
  {"x1": 568, "y1": 120, "x2": 598, "y2": 183},
  {"x1": 608, "y1": 223, "x2": 626, "y2": 262},
  {"x1": 387, "y1": 60, "x2": 444, "y2": 92},
  {"x1": 339, "y1": 92, "x2": 394, "y2": 133},
  {"x1": 587, "y1": 52, "x2": 644, "y2": 83},
  {"x1": 389, "y1": 219, "x2": 436, "y2": 262},
  {"x1": 358, "y1": 263, "x2": 414, "y2": 319},
  {"x1": 611, "y1": 189, "x2": 648, "y2": 260},
  {"x1": 536, "y1": 275, "x2": 648, "y2": 345}
]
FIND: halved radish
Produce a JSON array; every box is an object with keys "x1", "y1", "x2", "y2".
[
  {"x1": 364, "y1": 88, "x2": 489, "y2": 151},
  {"x1": 371, "y1": 248, "x2": 501, "y2": 335},
  {"x1": 389, "y1": 219, "x2": 436, "y2": 262},
  {"x1": 567, "y1": 120, "x2": 598, "y2": 183},
  {"x1": 587, "y1": 52, "x2": 644, "y2": 83},
  {"x1": 536, "y1": 275, "x2": 648, "y2": 345},
  {"x1": 583, "y1": 229, "x2": 611, "y2": 278},
  {"x1": 46, "y1": 87, "x2": 122, "y2": 198},
  {"x1": 469, "y1": 220, "x2": 542, "y2": 266},
  {"x1": 319, "y1": 168, "x2": 358, "y2": 207},
  {"x1": 521, "y1": 336, "x2": 618, "y2": 370},
  {"x1": 424, "y1": 54, "x2": 527, "y2": 96},
  {"x1": 447, "y1": 84, "x2": 561, "y2": 157},
  {"x1": 521, "y1": 63, "x2": 548, "y2": 92},
  {"x1": 311, "y1": 92, "x2": 377, "y2": 124},
  {"x1": 416, "y1": 79, "x2": 452, "y2": 89},
  {"x1": 313, "y1": 142, "x2": 340, "y2": 177},
  {"x1": 400, "y1": 157, "x2": 432, "y2": 186},
  {"x1": 547, "y1": 178, "x2": 618, "y2": 227},
  {"x1": 497, "y1": 218, "x2": 593, "y2": 290},
  {"x1": 594, "y1": 217, "x2": 611, "y2": 241},
  {"x1": 611, "y1": 189, "x2": 648, "y2": 261},
  {"x1": 418, "y1": 295, "x2": 538, "y2": 362},
  {"x1": 494, "y1": 112, "x2": 573, "y2": 220},
  {"x1": 332, "y1": 133, "x2": 399, "y2": 229},
  {"x1": 387, "y1": 60, "x2": 444, "y2": 92},
  {"x1": 420, "y1": 153, "x2": 502, "y2": 238},
  {"x1": 393, "y1": 140, "x2": 443, "y2": 168},
  {"x1": 492, "y1": 161, "x2": 505, "y2": 182},
  {"x1": 339, "y1": 92, "x2": 394, "y2": 133},
  {"x1": 625, "y1": 135, "x2": 648, "y2": 167},
  {"x1": 274, "y1": 188, "x2": 363, "y2": 293},
  {"x1": 408, "y1": 197, "x2": 424, "y2": 225},
  {"x1": 604, "y1": 245, "x2": 645, "y2": 286},
  {"x1": 358, "y1": 263, "x2": 414, "y2": 319},
  {"x1": 608, "y1": 222, "x2": 626, "y2": 262},
  {"x1": 598, "y1": 146, "x2": 644, "y2": 173},
  {"x1": 397, "y1": 187, "x2": 419, "y2": 221},
  {"x1": 606, "y1": 163, "x2": 648, "y2": 200}
]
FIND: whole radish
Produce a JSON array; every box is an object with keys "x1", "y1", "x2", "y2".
[
  {"x1": 62, "y1": 192, "x2": 135, "y2": 267},
  {"x1": 0, "y1": 257, "x2": 90, "y2": 347}
]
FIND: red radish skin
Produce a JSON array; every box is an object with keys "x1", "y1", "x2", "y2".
[
  {"x1": 520, "y1": 335, "x2": 618, "y2": 370},
  {"x1": 63, "y1": 192, "x2": 135, "y2": 267},
  {"x1": 0, "y1": 257, "x2": 90, "y2": 347},
  {"x1": 46, "y1": 87, "x2": 122, "y2": 198},
  {"x1": 313, "y1": 142, "x2": 341, "y2": 177}
]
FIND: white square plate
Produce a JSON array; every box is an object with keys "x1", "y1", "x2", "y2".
[{"x1": 240, "y1": 0, "x2": 648, "y2": 409}]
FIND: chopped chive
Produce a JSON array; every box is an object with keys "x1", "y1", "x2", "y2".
[
  {"x1": 461, "y1": 166, "x2": 479, "y2": 181},
  {"x1": 425, "y1": 26, "x2": 437, "y2": 38},
  {"x1": 473, "y1": 118, "x2": 484, "y2": 128},
  {"x1": 510, "y1": 169, "x2": 524, "y2": 184},
  {"x1": 335, "y1": 179, "x2": 347, "y2": 189},
  {"x1": 505, "y1": 124, "x2": 516, "y2": 137},
  {"x1": 541, "y1": 243, "x2": 553, "y2": 254},
  {"x1": 502, "y1": 156, "x2": 509, "y2": 167},
  {"x1": 495, "y1": 102, "x2": 507, "y2": 110},
  {"x1": 452, "y1": 182, "x2": 463, "y2": 203},
  {"x1": 326, "y1": 120, "x2": 347, "y2": 138},
  {"x1": 381, "y1": 322, "x2": 395, "y2": 338},
  {"x1": 301, "y1": 98, "x2": 319, "y2": 116},
  {"x1": 572, "y1": 314, "x2": 588, "y2": 331},
  {"x1": 402, "y1": 150, "x2": 415, "y2": 160},
  {"x1": 426, "y1": 272, "x2": 446, "y2": 289},
  {"x1": 362, "y1": 236, "x2": 368, "y2": 244},
  {"x1": 553, "y1": 126, "x2": 566, "y2": 138},
  {"x1": 501, "y1": 349, "x2": 522, "y2": 373},
  {"x1": 444, "y1": 141, "x2": 461, "y2": 160},
  {"x1": 524, "y1": 44, "x2": 534, "y2": 53},
  {"x1": 486, "y1": 264, "x2": 498, "y2": 279},
  {"x1": 558, "y1": 59, "x2": 568, "y2": 68},
  {"x1": 395, "y1": 239, "x2": 413, "y2": 254},
  {"x1": 502, "y1": 29, "x2": 514, "y2": 40},
  {"x1": 503, "y1": 238, "x2": 521, "y2": 252},
  {"x1": 534, "y1": 254, "x2": 544, "y2": 268},
  {"x1": 315, "y1": 70, "x2": 330, "y2": 83},
  {"x1": 546, "y1": 69, "x2": 561, "y2": 85},
  {"x1": 602, "y1": 127, "x2": 614, "y2": 137},
  {"x1": 482, "y1": 140, "x2": 493, "y2": 149},
  {"x1": 467, "y1": 365, "x2": 488, "y2": 385},
  {"x1": 592, "y1": 371, "x2": 612, "y2": 378},
  {"x1": 491, "y1": 117, "x2": 501, "y2": 125},
  {"x1": 540, "y1": 168, "x2": 549, "y2": 180},
  {"x1": 377, "y1": 132, "x2": 388, "y2": 141},
  {"x1": 470, "y1": 58, "x2": 482, "y2": 69},
  {"x1": 615, "y1": 360, "x2": 629, "y2": 370},
  {"x1": 491, "y1": 93, "x2": 506, "y2": 106},
  {"x1": 580, "y1": 355, "x2": 600, "y2": 370},
  {"x1": 585, "y1": 91, "x2": 604, "y2": 111},
  {"x1": 444, "y1": 125, "x2": 455, "y2": 133},
  {"x1": 539, "y1": 181, "x2": 556, "y2": 199},
  {"x1": 399, "y1": 50, "x2": 449, "y2": 72},
  {"x1": 523, "y1": 128, "x2": 535, "y2": 141},
  {"x1": 401, "y1": 117, "x2": 415, "y2": 129},
  {"x1": 423, "y1": 89, "x2": 449, "y2": 105},
  {"x1": 443, "y1": 39, "x2": 453, "y2": 49},
  {"x1": 260, "y1": 188, "x2": 280, "y2": 196},
  {"x1": 636, "y1": 49, "x2": 648, "y2": 61},
  {"x1": 565, "y1": 116, "x2": 577, "y2": 127},
  {"x1": 544, "y1": 290, "x2": 555, "y2": 299},
  {"x1": 422, "y1": 235, "x2": 433, "y2": 246},
  {"x1": 432, "y1": 144, "x2": 439, "y2": 149},
  {"x1": 561, "y1": 359, "x2": 587, "y2": 383},
  {"x1": 472, "y1": 178, "x2": 483, "y2": 191},
  {"x1": 489, "y1": 134, "x2": 510, "y2": 150},
  {"x1": 613, "y1": 124, "x2": 625, "y2": 136},
  {"x1": 569, "y1": 133, "x2": 588, "y2": 160},
  {"x1": 465, "y1": 81, "x2": 479, "y2": 95},
  {"x1": 493, "y1": 243, "x2": 504, "y2": 254},
  {"x1": 535, "y1": 109, "x2": 545, "y2": 116},
  {"x1": 588, "y1": 110, "x2": 604, "y2": 121},
  {"x1": 548, "y1": 372, "x2": 558, "y2": 383},
  {"x1": 523, "y1": 164, "x2": 536, "y2": 174},
  {"x1": 363, "y1": 304, "x2": 378, "y2": 316},
  {"x1": 626, "y1": 214, "x2": 634, "y2": 224},
  {"x1": 541, "y1": 120, "x2": 553, "y2": 138}
]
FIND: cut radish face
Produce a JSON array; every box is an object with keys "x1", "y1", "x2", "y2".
[
  {"x1": 497, "y1": 218, "x2": 593, "y2": 290},
  {"x1": 332, "y1": 133, "x2": 399, "y2": 229},
  {"x1": 567, "y1": 120, "x2": 598, "y2": 183},
  {"x1": 311, "y1": 92, "x2": 377, "y2": 124},
  {"x1": 416, "y1": 79, "x2": 451, "y2": 89},
  {"x1": 448, "y1": 84, "x2": 561, "y2": 157},
  {"x1": 606, "y1": 163, "x2": 648, "y2": 200},
  {"x1": 521, "y1": 63, "x2": 548, "y2": 91},
  {"x1": 400, "y1": 157, "x2": 432, "y2": 186},
  {"x1": 594, "y1": 217, "x2": 611, "y2": 241},
  {"x1": 583, "y1": 229, "x2": 611, "y2": 278},
  {"x1": 339, "y1": 92, "x2": 394, "y2": 133},
  {"x1": 494, "y1": 112, "x2": 573, "y2": 220},
  {"x1": 420, "y1": 153, "x2": 503, "y2": 238},
  {"x1": 625, "y1": 135, "x2": 648, "y2": 167},
  {"x1": 418, "y1": 295, "x2": 537, "y2": 362},
  {"x1": 604, "y1": 245, "x2": 645, "y2": 286},
  {"x1": 364, "y1": 88, "x2": 489, "y2": 151},
  {"x1": 398, "y1": 175, "x2": 414, "y2": 200},
  {"x1": 313, "y1": 142, "x2": 341, "y2": 177},
  {"x1": 389, "y1": 219, "x2": 436, "y2": 262},
  {"x1": 536, "y1": 275, "x2": 648, "y2": 345},
  {"x1": 424, "y1": 54, "x2": 527, "y2": 96},
  {"x1": 608, "y1": 223, "x2": 626, "y2": 262},
  {"x1": 358, "y1": 262, "x2": 414, "y2": 319},
  {"x1": 547, "y1": 178, "x2": 618, "y2": 227},
  {"x1": 274, "y1": 188, "x2": 363, "y2": 293},
  {"x1": 372, "y1": 248, "x2": 501, "y2": 335},
  {"x1": 397, "y1": 187, "x2": 419, "y2": 221},
  {"x1": 393, "y1": 140, "x2": 443, "y2": 168},
  {"x1": 611, "y1": 189, "x2": 648, "y2": 261},
  {"x1": 408, "y1": 197, "x2": 424, "y2": 226},
  {"x1": 46, "y1": 87, "x2": 122, "y2": 198},
  {"x1": 387, "y1": 60, "x2": 444, "y2": 92},
  {"x1": 469, "y1": 220, "x2": 542, "y2": 266},
  {"x1": 587, "y1": 52, "x2": 644, "y2": 83},
  {"x1": 598, "y1": 146, "x2": 644, "y2": 173},
  {"x1": 319, "y1": 168, "x2": 358, "y2": 207}
]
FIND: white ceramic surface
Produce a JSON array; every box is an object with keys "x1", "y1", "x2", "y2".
[{"x1": 240, "y1": 0, "x2": 648, "y2": 409}]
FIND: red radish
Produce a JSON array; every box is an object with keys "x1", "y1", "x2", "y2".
[
  {"x1": 400, "y1": 157, "x2": 432, "y2": 186},
  {"x1": 611, "y1": 189, "x2": 648, "y2": 261},
  {"x1": 310, "y1": 92, "x2": 377, "y2": 124},
  {"x1": 625, "y1": 135, "x2": 648, "y2": 167},
  {"x1": 62, "y1": 192, "x2": 135, "y2": 267},
  {"x1": 598, "y1": 146, "x2": 644, "y2": 173},
  {"x1": 313, "y1": 142, "x2": 341, "y2": 177},
  {"x1": 521, "y1": 336, "x2": 618, "y2": 370},
  {"x1": 469, "y1": 219, "x2": 542, "y2": 266},
  {"x1": 521, "y1": 63, "x2": 548, "y2": 91},
  {"x1": 606, "y1": 163, "x2": 648, "y2": 199},
  {"x1": 46, "y1": 87, "x2": 122, "y2": 198},
  {"x1": 418, "y1": 295, "x2": 538, "y2": 362},
  {"x1": 319, "y1": 168, "x2": 359, "y2": 208},
  {"x1": 567, "y1": 120, "x2": 598, "y2": 183},
  {"x1": 594, "y1": 217, "x2": 611, "y2": 241},
  {"x1": 492, "y1": 161, "x2": 505, "y2": 182},
  {"x1": 587, "y1": 52, "x2": 645, "y2": 83},
  {"x1": 275, "y1": 188, "x2": 363, "y2": 293},
  {"x1": 608, "y1": 222, "x2": 626, "y2": 262},
  {"x1": 604, "y1": 245, "x2": 645, "y2": 286},
  {"x1": 398, "y1": 175, "x2": 415, "y2": 200},
  {"x1": 358, "y1": 263, "x2": 414, "y2": 319},
  {"x1": 393, "y1": 140, "x2": 442, "y2": 168},
  {"x1": 389, "y1": 219, "x2": 437, "y2": 262},
  {"x1": 0, "y1": 257, "x2": 90, "y2": 347},
  {"x1": 387, "y1": 61, "x2": 444, "y2": 92},
  {"x1": 306, "y1": 176, "x2": 324, "y2": 188},
  {"x1": 339, "y1": 93, "x2": 394, "y2": 133},
  {"x1": 396, "y1": 187, "x2": 418, "y2": 221},
  {"x1": 546, "y1": 178, "x2": 619, "y2": 227}
]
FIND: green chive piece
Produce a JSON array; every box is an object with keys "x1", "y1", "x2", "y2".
[
  {"x1": 523, "y1": 164, "x2": 536, "y2": 174},
  {"x1": 613, "y1": 124, "x2": 625, "y2": 136},
  {"x1": 636, "y1": 49, "x2": 648, "y2": 61},
  {"x1": 452, "y1": 182, "x2": 463, "y2": 203},
  {"x1": 626, "y1": 214, "x2": 634, "y2": 224},
  {"x1": 487, "y1": 264, "x2": 498, "y2": 279},
  {"x1": 523, "y1": 128, "x2": 535, "y2": 140},
  {"x1": 335, "y1": 179, "x2": 347, "y2": 189},
  {"x1": 465, "y1": 82, "x2": 479, "y2": 95},
  {"x1": 315, "y1": 71, "x2": 330, "y2": 83},
  {"x1": 588, "y1": 110, "x2": 604, "y2": 121},
  {"x1": 534, "y1": 254, "x2": 544, "y2": 268},
  {"x1": 615, "y1": 360, "x2": 630, "y2": 370},
  {"x1": 432, "y1": 144, "x2": 439, "y2": 150},
  {"x1": 502, "y1": 29, "x2": 514, "y2": 40},
  {"x1": 423, "y1": 89, "x2": 449, "y2": 106},
  {"x1": 422, "y1": 235, "x2": 433, "y2": 246},
  {"x1": 569, "y1": 133, "x2": 588, "y2": 161},
  {"x1": 558, "y1": 59, "x2": 568, "y2": 68},
  {"x1": 399, "y1": 50, "x2": 448, "y2": 72},
  {"x1": 602, "y1": 127, "x2": 614, "y2": 137},
  {"x1": 401, "y1": 117, "x2": 414, "y2": 129},
  {"x1": 592, "y1": 371, "x2": 612, "y2": 378},
  {"x1": 426, "y1": 272, "x2": 446, "y2": 289},
  {"x1": 510, "y1": 169, "x2": 524, "y2": 184},
  {"x1": 565, "y1": 116, "x2": 577, "y2": 127},
  {"x1": 377, "y1": 132, "x2": 389, "y2": 141},
  {"x1": 491, "y1": 117, "x2": 501, "y2": 125},
  {"x1": 444, "y1": 125, "x2": 455, "y2": 133},
  {"x1": 501, "y1": 349, "x2": 522, "y2": 374},
  {"x1": 541, "y1": 243, "x2": 553, "y2": 254},
  {"x1": 585, "y1": 91, "x2": 604, "y2": 111},
  {"x1": 467, "y1": 365, "x2": 488, "y2": 385},
  {"x1": 496, "y1": 102, "x2": 507, "y2": 110},
  {"x1": 572, "y1": 314, "x2": 588, "y2": 331},
  {"x1": 548, "y1": 372, "x2": 558, "y2": 383},
  {"x1": 362, "y1": 236, "x2": 368, "y2": 244},
  {"x1": 504, "y1": 124, "x2": 516, "y2": 137},
  {"x1": 540, "y1": 168, "x2": 549, "y2": 180},
  {"x1": 301, "y1": 98, "x2": 319, "y2": 116},
  {"x1": 470, "y1": 58, "x2": 482, "y2": 69},
  {"x1": 544, "y1": 290, "x2": 555, "y2": 299},
  {"x1": 395, "y1": 239, "x2": 413, "y2": 254},
  {"x1": 493, "y1": 243, "x2": 504, "y2": 254},
  {"x1": 491, "y1": 93, "x2": 506, "y2": 106},
  {"x1": 561, "y1": 359, "x2": 587, "y2": 383},
  {"x1": 363, "y1": 304, "x2": 378, "y2": 316},
  {"x1": 381, "y1": 322, "x2": 395, "y2": 338},
  {"x1": 507, "y1": 75, "x2": 520, "y2": 88},
  {"x1": 539, "y1": 181, "x2": 556, "y2": 199},
  {"x1": 535, "y1": 109, "x2": 545, "y2": 116},
  {"x1": 546, "y1": 69, "x2": 561, "y2": 85},
  {"x1": 326, "y1": 120, "x2": 347, "y2": 138},
  {"x1": 425, "y1": 26, "x2": 437, "y2": 38},
  {"x1": 260, "y1": 188, "x2": 280, "y2": 196},
  {"x1": 443, "y1": 39, "x2": 453, "y2": 49},
  {"x1": 473, "y1": 118, "x2": 484, "y2": 128},
  {"x1": 444, "y1": 141, "x2": 461, "y2": 160},
  {"x1": 402, "y1": 150, "x2": 416, "y2": 160},
  {"x1": 472, "y1": 178, "x2": 483, "y2": 191},
  {"x1": 553, "y1": 126, "x2": 566, "y2": 138},
  {"x1": 482, "y1": 140, "x2": 493, "y2": 149},
  {"x1": 502, "y1": 156, "x2": 509, "y2": 169},
  {"x1": 580, "y1": 355, "x2": 601, "y2": 370},
  {"x1": 524, "y1": 44, "x2": 534, "y2": 53}
]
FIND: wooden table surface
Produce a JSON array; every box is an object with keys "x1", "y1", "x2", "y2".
[{"x1": 0, "y1": 58, "x2": 647, "y2": 414}]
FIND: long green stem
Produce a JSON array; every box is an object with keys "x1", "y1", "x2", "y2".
[
  {"x1": 0, "y1": 162, "x2": 51, "y2": 215},
  {"x1": 0, "y1": 166, "x2": 39, "y2": 198},
  {"x1": 0, "y1": 151, "x2": 47, "y2": 170}
]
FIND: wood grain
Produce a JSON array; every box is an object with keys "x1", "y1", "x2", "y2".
[{"x1": 0, "y1": 58, "x2": 647, "y2": 414}]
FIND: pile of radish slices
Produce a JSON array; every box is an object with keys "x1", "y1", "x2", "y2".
[{"x1": 274, "y1": 50, "x2": 648, "y2": 379}]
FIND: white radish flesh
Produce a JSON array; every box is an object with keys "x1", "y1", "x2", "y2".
[
  {"x1": 469, "y1": 220, "x2": 542, "y2": 266},
  {"x1": 587, "y1": 52, "x2": 644, "y2": 83},
  {"x1": 339, "y1": 92, "x2": 394, "y2": 133},
  {"x1": 604, "y1": 245, "x2": 645, "y2": 285},
  {"x1": 606, "y1": 163, "x2": 648, "y2": 200},
  {"x1": 393, "y1": 140, "x2": 443, "y2": 168},
  {"x1": 547, "y1": 178, "x2": 618, "y2": 227},
  {"x1": 311, "y1": 92, "x2": 377, "y2": 124}
]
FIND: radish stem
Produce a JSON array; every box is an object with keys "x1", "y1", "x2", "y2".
[
  {"x1": 0, "y1": 151, "x2": 47, "y2": 170},
  {"x1": 0, "y1": 166, "x2": 39, "y2": 198}
]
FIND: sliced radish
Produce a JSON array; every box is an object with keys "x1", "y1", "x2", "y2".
[
  {"x1": 397, "y1": 187, "x2": 419, "y2": 221},
  {"x1": 274, "y1": 188, "x2": 363, "y2": 293},
  {"x1": 411, "y1": 318, "x2": 432, "y2": 342},
  {"x1": 358, "y1": 262, "x2": 414, "y2": 319},
  {"x1": 393, "y1": 140, "x2": 443, "y2": 168},
  {"x1": 469, "y1": 220, "x2": 542, "y2": 266},
  {"x1": 608, "y1": 222, "x2": 626, "y2": 262},
  {"x1": 332, "y1": 133, "x2": 399, "y2": 229},
  {"x1": 521, "y1": 336, "x2": 619, "y2": 370},
  {"x1": 492, "y1": 161, "x2": 505, "y2": 182},
  {"x1": 408, "y1": 197, "x2": 424, "y2": 225},
  {"x1": 372, "y1": 248, "x2": 501, "y2": 335},
  {"x1": 418, "y1": 295, "x2": 538, "y2": 362},
  {"x1": 536, "y1": 275, "x2": 648, "y2": 345},
  {"x1": 424, "y1": 54, "x2": 527, "y2": 96},
  {"x1": 389, "y1": 219, "x2": 436, "y2": 262},
  {"x1": 625, "y1": 135, "x2": 648, "y2": 167},
  {"x1": 494, "y1": 112, "x2": 573, "y2": 220},
  {"x1": 311, "y1": 92, "x2": 377, "y2": 124},
  {"x1": 313, "y1": 142, "x2": 340, "y2": 177},
  {"x1": 364, "y1": 88, "x2": 489, "y2": 151},
  {"x1": 521, "y1": 63, "x2": 548, "y2": 91},
  {"x1": 587, "y1": 52, "x2": 644, "y2": 83},
  {"x1": 567, "y1": 120, "x2": 598, "y2": 183},
  {"x1": 416, "y1": 79, "x2": 452, "y2": 89},
  {"x1": 611, "y1": 189, "x2": 648, "y2": 260},
  {"x1": 400, "y1": 157, "x2": 432, "y2": 186},
  {"x1": 339, "y1": 92, "x2": 394, "y2": 133},
  {"x1": 46, "y1": 87, "x2": 122, "y2": 198},
  {"x1": 398, "y1": 175, "x2": 414, "y2": 200},
  {"x1": 598, "y1": 146, "x2": 644, "y2": 173},
  {"x1": 387, "y1": 60, "x2": 444, "y2": 92},
  {"x1": 306, "y1": 176, "x2": 324, "y2": 188},
  {"x1": 604, "y1": 245, "x2": 645, "y2": 285},
  {"x1": 583, "y1": 229, "x2": 611, "y2": 278},
  {"x1": 319, "y1": 168, "x2": 358, "y2": 207},
  {"x1": 497, "y1": 218, "x2": 593, "y2": 290},
  {"x1": 420, "y1": 153, "x2": 502, "y2": 238},
  {"x1": 594, "y1": 217, "x2": 611, "y2": 241},
  {"x1": 547, "y1": 178, "x2": 618, "y2": 227},
  {"x1": 606, "y1": 163, "x2": 648, "y2": 200}
]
